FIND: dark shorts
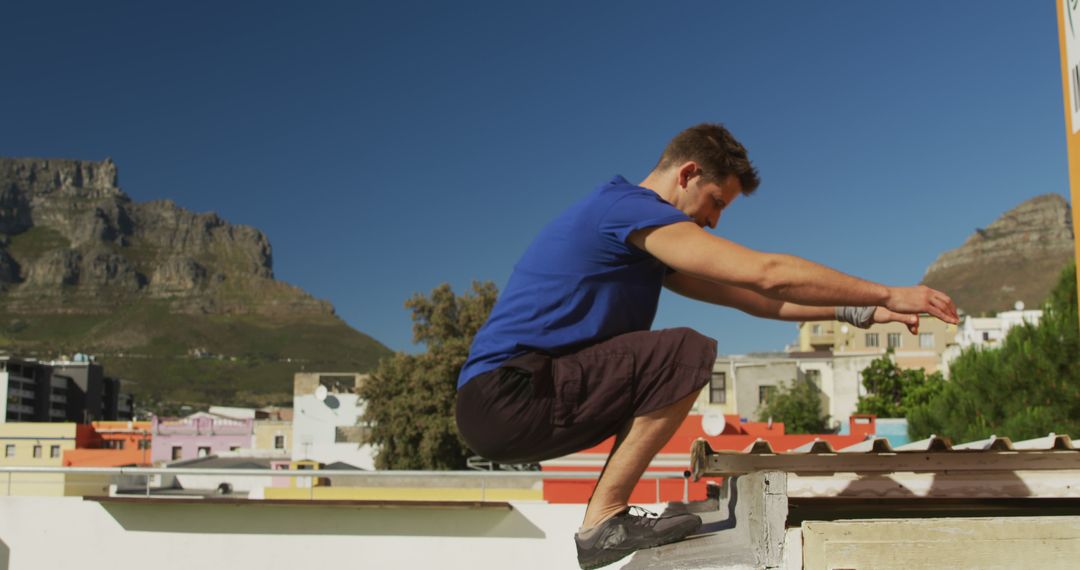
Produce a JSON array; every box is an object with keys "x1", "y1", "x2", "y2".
[{"x1": 455, "y1": 327, "x2": 717, "y2": 464}]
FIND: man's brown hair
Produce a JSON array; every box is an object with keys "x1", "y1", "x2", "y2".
[{"x1": 655, "y1": 123, "x2": 760, "y2": 194}]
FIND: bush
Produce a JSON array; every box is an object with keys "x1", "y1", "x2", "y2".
[{"x1": 757, "y1": 377, "x2": 830, "y2": 434}]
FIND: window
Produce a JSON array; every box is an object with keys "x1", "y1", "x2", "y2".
[
  {"x1": 171, "y1": 446, "x2": 183, "y2": 460},
  {"x1": 804, "y1": 369, "x2": 821, "y2": 388},
  {"x1": 335, "y1": 426, "x2": 368, "y2": 444},
  {"x1": 982, "y1": 332, "x2": 991, "y2": 341},
  {"x1": 104, "y1": 440, "x2": 125, "y2": 450},
  {"x1": 919, "y1": 332, "x2": 934, "y2": 349},
  {"x1": 197, "y1": 446, "x2": 211, "y2": 458},
  {"x1": 709, "y1": 372, "x2": 726, "y2": 404},
  {"x1": 865, "y1": 333, "x2": 879, "y2": 348},
  {"x1": 230, "y1": 446, "x2": 240, "y2": 452},
  {"x1": 50, "y1": 445, "x2": 60, "y2": 458},
  {"x1": 887, "y1": 333, "x2": 902, "y2": 349},
  {"x1": 4, "y1": 444, "x2": 14, "y2": 457},
  {"x1": 811, "y1": 324, "x2": 822, "y2": 335},
  {"x1": 758, "y1": 385, "x2": 775, "y2": 406},
  {"x1": 138, "y1": 440, "x2": 151, "y2": 450},
  {"x1": 32, "y1": 445, "x2": 42, "y2": 458},
  {"x1": 274, "y1": 435, "x2": 286, "y2": 449}
]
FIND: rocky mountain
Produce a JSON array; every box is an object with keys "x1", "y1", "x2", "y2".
[
  {"x1": 921, "y1": 194, "x2": 1075, "y2": 316},
  {"x1": 0, "y1": 158, "x2": 332, "y2": 315},
  {"x1": 0, "y1": 158, "x2": 391, "y2": 408}
]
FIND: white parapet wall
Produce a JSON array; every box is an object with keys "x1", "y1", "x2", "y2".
[{"x1": 0, "y1": 495, "x2": 597, "y2": 570}]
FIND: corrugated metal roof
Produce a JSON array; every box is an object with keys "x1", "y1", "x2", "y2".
[{"x1": 690, "y1": 433, "x2": 1080, "y2": 479}]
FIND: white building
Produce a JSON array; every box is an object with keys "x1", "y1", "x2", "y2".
[
  {"x1": 696, "y1": 352, "x2": 880, "y2": 431},
  {"x1": 938, "y1": 307, "x2": 1043, "y2": 378},
  {"x1": 291, "y1": 372, "x2": 375, "y2": 470},
  {"x1": 956, "y1": 307, "x2": 1043, "y2": 350}
]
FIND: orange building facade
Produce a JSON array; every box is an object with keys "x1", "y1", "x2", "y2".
[{"x1": 62, "y1": 421, "x2": 152, "y2": 467}]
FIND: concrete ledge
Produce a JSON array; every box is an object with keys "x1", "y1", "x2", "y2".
[
  {"x1": 84, "y1": 495, "x2": 513, "y2": 510},
  {"x1": 803, "y1": 516, "x2": 1080, "y2": 569}
]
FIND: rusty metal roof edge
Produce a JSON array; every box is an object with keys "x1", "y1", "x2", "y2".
[
  {"x1": 953, "y1": 435, "x2": 1015, "y2": 451},
  {"x1": 837, "y1": 437, "x2": 894, "y2": 453},
  {"x1": 744, "y1": 438, "x2": 776, "y2": 454},
  {"x1": 790, "y1": 438, "x2": 837, "y2": 454},
  {"x1": 894, "y1": 435, "x2": 953, "y2": 452},
  {"x1": 1013, "y1": 433, "x2": 1076, "y2": 450},
  {"x1": 689, "y1": 434, "x2": 1080, "y2": 480}
]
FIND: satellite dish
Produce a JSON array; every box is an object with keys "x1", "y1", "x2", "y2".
[
  {"x1": 314, "y1": 385, "x2": 328, "y2": 401},
  {"x1": 1014, "y1": 300, "x2": 1025, "y2": 311},
  {"x1": 701, "y1": 412, "x2": 726, "y2": 436}
]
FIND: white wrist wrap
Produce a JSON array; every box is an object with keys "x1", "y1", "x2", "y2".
[{"x1": 835, "y1": 306, "x2": 875, "y2": 329}]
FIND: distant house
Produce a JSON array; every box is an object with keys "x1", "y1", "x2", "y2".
[
  {"x1": 292, "y1": 372, "x2": 375, "y2": 470},
  {"x1": 0, "y1": 422, "x2": 103, "y2": 496},
  {"x1": 63, "y1": 421, "x2": 153, "y2": 467},
  {"x1": 150, "y1": 412, "x2": 254, "y2": 464},
  {"x1": 207, "y1": 406, "x2": 292, "y2": 457},
  {"x1": 938, "y1": 308, "x2": 1044, "y2": 377},
  {"x1": 697, "y1": 352, "x2": 879, "y2": 431},
  {"x1": 955, "y1": 308, "x2": 1042, "y2": 349}
]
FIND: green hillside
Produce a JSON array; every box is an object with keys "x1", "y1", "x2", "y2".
[
  {"x1": 0, "y1": 302, "x2": 391, "y2": 412},
  {"x1": 0, "y1": 157, "x2": 392, "y2": 414}
]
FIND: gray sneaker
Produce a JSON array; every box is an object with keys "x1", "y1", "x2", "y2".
[{"x1": 574, "y1": 506, "x2": 702, "y2": 569}]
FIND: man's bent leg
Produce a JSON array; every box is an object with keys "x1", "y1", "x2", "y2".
[{"x1": 581, "y1": 387, "x2": 701, "y2": 528}]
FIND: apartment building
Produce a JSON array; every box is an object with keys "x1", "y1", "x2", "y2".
[
  {"x1": 0, "y1": 355, "x2": 133, "y2": 423},
  {"x1": 795, "y1": 314, "x2": 958, "y2": 373},
  {"x1": 0, "y1": 422, "x2": 104, "y2": 495}
]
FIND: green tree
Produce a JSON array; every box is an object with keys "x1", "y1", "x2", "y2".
[
  {"x1": 757, "y1": 377, "x2": 830, "y2": 434},
  {"x1": 855, "y1": 350, "x2": 946, "y2": 419},
  {"x1": 359, "y1": 281, "x2": 498, "y2": 469},
  {"x1": 908, "y1": 264, "x2": 1079, "y2": 441}
]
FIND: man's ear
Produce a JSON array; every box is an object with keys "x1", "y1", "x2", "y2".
[{"x1": 677, "y1": 161, "x2": 701, "y2": 188}]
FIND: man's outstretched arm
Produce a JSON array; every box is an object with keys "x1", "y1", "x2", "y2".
[
  {"x1": 632, "y1": 221, "x2": 959, "y2": 324},
  {"x1": 663, "y1": 272, "x2": 928, "y2": 333}
]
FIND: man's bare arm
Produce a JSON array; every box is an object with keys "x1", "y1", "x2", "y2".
[
  {"x1": 664, "y1": 271, "x2": 928, "y2": 332},
  {"x1": 633, "y1": 222, "x2": 959, "y2": 324},
  {"x1": 664, "y1": 271, "x2": 834, "y2": 321}
]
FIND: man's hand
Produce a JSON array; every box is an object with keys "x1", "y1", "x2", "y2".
[
  {"x1": 872, "y1": 307, "x2": 921, "y2": 334},
  {"x1": 884, "y1": 286, "x2": 959, "y2": 325}
]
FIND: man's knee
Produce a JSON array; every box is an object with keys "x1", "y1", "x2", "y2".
[{"x1": 667, "y1": 327, "x2": 718, "y2": 356}]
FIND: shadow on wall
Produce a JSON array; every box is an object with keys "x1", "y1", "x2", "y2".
[
  {"x1": 837, "y1": 470, "x2": 1033, "y2": 499},
  {"x1": 96, "y1": 501, "x2": 546, "y2": 539},
  {"x1": 0, "y1": 537, "x2": 8, "y2": 570}
]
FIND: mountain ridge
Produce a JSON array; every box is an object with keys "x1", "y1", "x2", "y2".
[
  {"x1": 921, "y1": 193, "x2": 1074, "y2": 316},
  {"x1": 0, "y1": 157, "x2": 390, "y2": 410}
]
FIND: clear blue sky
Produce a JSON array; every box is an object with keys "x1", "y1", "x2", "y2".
[{"x1": 1, "y1": 2, "x2": 1070, "y2": 355}]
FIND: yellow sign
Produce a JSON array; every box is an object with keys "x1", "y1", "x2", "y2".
[{"x1": 1059, "y1": 0, "x2": 1080, "y2": 317}]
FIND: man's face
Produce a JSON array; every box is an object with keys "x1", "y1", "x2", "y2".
[{"x1": 680, "y1": 174, "x2": 742, "y2": 229}]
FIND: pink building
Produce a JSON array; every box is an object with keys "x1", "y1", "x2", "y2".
[{"x1": 150, "y1": 412, "x2": 254, "y2": 464}]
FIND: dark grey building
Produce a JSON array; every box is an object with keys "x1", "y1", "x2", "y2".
[{"x1": 1, "y1": 356, "x2": 133, "y2": 423}]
